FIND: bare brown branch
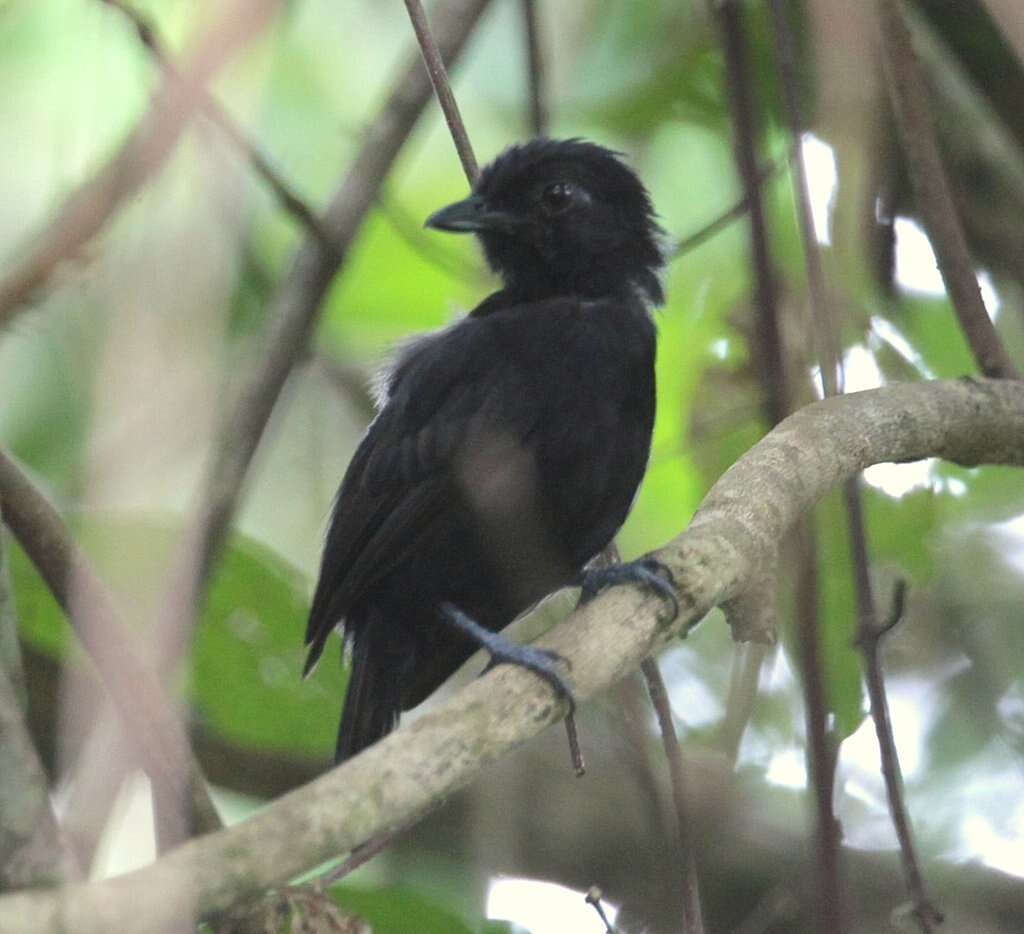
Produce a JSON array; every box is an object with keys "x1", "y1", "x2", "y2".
[
  {"x1": 0, "y1": 525, "x2": 76, "y2": 889},
  {"x1": 847, "y1": 485, "x2": 943, "y2": 934},
  {"x1": 875, "y1": 0, "x2": 1018, "y2": 379},
  {"x1": 641, "y1": 658, "x2": 706, "y2": 934},
  {"x1": 521, "y1": 0, "x2": 548, "y2": 136},
  {"x1": 403, "y1": 0, "x2": 480, "y2": 184}
]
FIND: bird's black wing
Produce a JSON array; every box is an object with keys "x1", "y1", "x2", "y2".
[{"x1": 302, "y1": 306, "x2": 551, "y2": 674}]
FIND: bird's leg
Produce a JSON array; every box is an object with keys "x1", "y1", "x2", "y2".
[
  {"x1": 577, "y1": 556, "x2": 679, "y2": 622},
  {"x1": 439, "y1": 603, "x2": 575, "y2": 715}
]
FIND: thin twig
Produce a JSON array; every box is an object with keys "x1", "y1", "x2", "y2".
[
  {"x1": 0, "y1": 521, "x2": 78, "y2": 887},
  {"x1": 314, "y1": 831, "x2": 399, "y2": 891},
  {"x1": 0, "y1": 662, "x2": 76, "y2": 888},
  {"x1": 713, "y1": 0, "x2": 788, "y2": 425},
  {"x1": 716, "y1": 642, "x2": 768, "y2": 763},
  {"x1": 765, "y1": 1, "x2": 851, "y2": 925},
  {"x1": 641, "y1": 658, "x2": 706, "y2": 934},
  {"x1": 874, "y1": 0, "x2": 1017, "y2": 379},
  {"x1": 672, "y1": 160, "x2": 779, "y2": 259},
  {"x1": 710, "y1": 0, "x2": 788, "y2": 770},
  {"x1": 792, "y1": 521, "x2": 844, "y2": 933},
  {"x1": 520, "y1": 0, "x2": 548, "y2": 136},
  {"x1": 403, "y1": 0, "x2": 479, "y2": 184},
  {"x1": 0, "y1": 0, "x2": 281, "y2": 327},
  {"x1": 585, "y1": 887, "x2": 616, "y2": 934},
  {"x1": 768, "y1": 4, "x2": 945, "y2": 930},
  {"x1": 150, "y1": 0, "x2": 494, "y2": 765},
  {"x1": 99, "y1": 0, "x2": 336, "y2": 251},
  {"x1": 376, "y1": 189, "x2": 484, "y2": 283},
  {"x1": 767, "y1": 0, "x2": 842, "y2": 396},
  {"x1": 308, "y1": 351, "x2": 377, "y2": 423},
  {"x1": 0, "y1": 449, "x2": 222, "y2": 850},
  {"x1": 846, "y1": 486, "x2": 943, "y2": 933}
]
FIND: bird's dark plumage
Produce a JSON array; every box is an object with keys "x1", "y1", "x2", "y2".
[{"x1": 304, "y1": 138, "x2": 667, "y2": 763}]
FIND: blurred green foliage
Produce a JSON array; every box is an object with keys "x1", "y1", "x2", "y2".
[{"x1": 2, "y1": 0, "x2": 1024, "y2": 930}]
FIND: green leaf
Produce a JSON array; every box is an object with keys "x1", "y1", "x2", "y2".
[{"x1": 9, "y1": 514, "x2": 341, "y2": 760}]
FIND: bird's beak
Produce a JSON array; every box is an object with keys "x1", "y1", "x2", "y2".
[{"x1": 424, "y1": 194, "x2": 522, "y2": 234}]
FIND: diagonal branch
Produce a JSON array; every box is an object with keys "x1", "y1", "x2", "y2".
[
  {"x1": 0, "y1": 377, "x2": 1019, "y2": 934},
  {"x1": 0, "y1": 521, "x2": 76, "y2": 889},
  {"x1": 0, "y1": 450, "x2": 221, "y2": 849},
  {"x1": 403, "y1": 0, "x2": 480, "y2": 183},
  {"x1": 874, "y1": 0, "x2": 1018, "y2": 379},
  {"x1": 0, "y1": 0, "x2": 281, "y2": 327}
]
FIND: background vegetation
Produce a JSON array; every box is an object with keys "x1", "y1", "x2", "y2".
[{"x1": 1, "y1": 0, "x2": 1023, "y2": 931}]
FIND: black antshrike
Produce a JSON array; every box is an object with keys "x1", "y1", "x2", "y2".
[{"x1": 304, "y1": 139, "x2": 675, "y2": 763}]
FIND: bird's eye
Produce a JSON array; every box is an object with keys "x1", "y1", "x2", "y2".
[{"x1": 540, "y1": 181, "x2": 575, "y2": 215}]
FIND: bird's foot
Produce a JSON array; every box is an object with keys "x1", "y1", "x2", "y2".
[
  {"x1": 577, "y1": 556, "x2": 679, "y2": 623},
  {"x1": 439, "y1": 603, "x2": 575, "y2": 715}
]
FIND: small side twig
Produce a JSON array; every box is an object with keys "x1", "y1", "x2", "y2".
[
  {"x1": 585, "y1": 886, "x2": 617, "y2": 934},
  {"x1": 847, "y1": 483, "x2": 943, "y2": 934},
  {"x1": 403, "y1": 0, "x2": 479, "y2": 184},
  {"x1": 376, "y1": 189, "x2": 484, "y2": 284},
  {"x1": 641, "y1": 658, "x2": 706, "y2": 934},
  {"x1": 874, "y1": 0, "x2": 1017, "y2": 379},
  {"x1": 672, "y1": 159, "x2": 779, "y2": 259},
  {"x1": 520, "y1": 0, "x2": 548, "y2": 136},
  {"x1": 313, "y1": 830, "x2": 399, "y2": 892}
]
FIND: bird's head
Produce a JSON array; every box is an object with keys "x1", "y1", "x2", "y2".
[{"x1": 425, "y1": 139, "x2": 666, "y2": 306}]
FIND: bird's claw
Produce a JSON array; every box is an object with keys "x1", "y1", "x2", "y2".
[
  {"x1": 441, "y1": 603, "x2": 576, "y2": 714},
  {"x1": 482, "y1": 643, "x2": 576, "y2": 716},
  {"x1": 577, "y1": 557, "x2": 679, "y2": 623}
]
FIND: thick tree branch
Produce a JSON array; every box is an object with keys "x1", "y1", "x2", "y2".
[
  {"x1": 0, "y1": 377, "x2": 1020, "y2": 933},
  {"x1": 0, "y1": 0, "x2": 280, "y2": 327},
  {"x1": 874, "y1": 0, "x2": 1018, "y2": 379}
]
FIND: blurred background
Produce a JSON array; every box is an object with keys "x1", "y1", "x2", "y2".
[{"x1": 2, "y1": 0, "x2": 1024, "y2": 931}]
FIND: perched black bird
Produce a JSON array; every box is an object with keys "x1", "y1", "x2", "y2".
[{"x1": 304, "y1": 138, "x2": 673, "y2": 763}]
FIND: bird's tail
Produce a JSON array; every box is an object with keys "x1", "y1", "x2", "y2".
[{"x1": 335, "y1": 621, "x2": 404, "y2": 764}]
